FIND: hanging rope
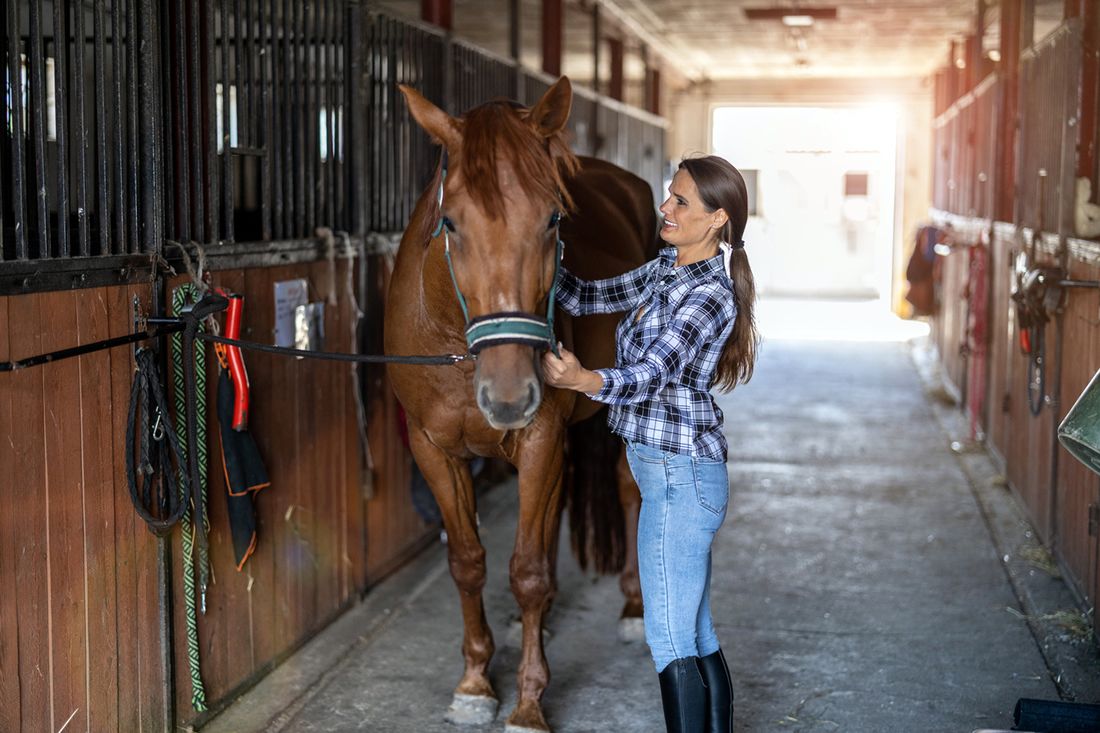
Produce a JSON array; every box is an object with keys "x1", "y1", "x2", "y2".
[{"x1": 171, "y1": 283, "x2": 210, "y2": 713}]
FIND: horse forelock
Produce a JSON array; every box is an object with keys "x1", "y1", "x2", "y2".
[{"x1": 459, "y1": 101, "x2": 579, "y2": 217}]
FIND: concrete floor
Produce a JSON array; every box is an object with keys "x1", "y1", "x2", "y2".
[{"x1": 202, "y1": 301, "x2": 1100, "y2": 733}]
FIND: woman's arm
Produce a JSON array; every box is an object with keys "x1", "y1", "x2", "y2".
[
  {"x1": 555, "y1": 260, "x2": 657, "y2": 316},
  {"x1": 588, "y1": 282, "x2": 736, "y2": 404}
]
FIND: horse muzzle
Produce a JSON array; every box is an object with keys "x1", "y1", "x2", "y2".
[{"x1": 474, "y1": 349, "x2": 543, "y2": 429}]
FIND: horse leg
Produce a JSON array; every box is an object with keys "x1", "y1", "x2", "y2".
[
  {"x1": 616, "y1": 448, "x2": 645, "y2": 642},
  {"x1": 505, "y1": 441, "x2": 565, "y2": 733},
  {"x1": 407, "y1": 429, "x2": 499, "y2": 726}
]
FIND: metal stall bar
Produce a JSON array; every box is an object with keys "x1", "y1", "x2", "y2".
[
  {"x1": 72, "y1": 0, "x2": 90, "y2": 256},
  {"x1": 293, "y1": 0, "x2": 305, "y2": 237},
  {"x1": 113, "y1": 0, "x2": 128, "y2": 252},
  {"x1": 52, "y1": 0, "x2": 71, "y2": 257},
  {"x1": 128, "y1": 0, "x2": 142, "y2": 251},
  {"x1": 222, "y1": 0, "x2": 235, "y2": 243},
  {"x1": 28, "y1": 0, "x2": 50, "y2": 258},
  {"x1": 236, "y1": 0, "x2": 247, "y2": 150},
  {"x1": 140, "y1": 0, "x2": 164, "y2": 257},
  {"x1": 339, "y1": 0, "x2": 349, "y2": 227},
  {"x1": 347, "y1": 0, "x2": 363, "y2": 235},
  {"x1": 332, "y1": 0, "x2": 344, "y2": 228},
  {"x1": 0, "y1": 4, "x2": 5, "y2": 259},
  {"x1": 172, "y1": 0, "x2": 191, "y2": 243},
  {"x1": 205, "y1": 0, "x2": 219, "y2": 244},
  {"x1": 264, "y1": 0, "x2": 277, "y2": 239},
  {"x1": 93, "y1": 0, "x2": 110, "y2": 254},
  {"x1": 260, "y1": 0, "x2": 272, "y2": 241},
  {"x1": 324, "y1": 0, "x2": 335, "y2": 228},
  {"x1": 365, "y1": 13, "x2": 376, "y2": 231},
  {"x1": 306, "y1": 0, "x2": 317, "y2": 232},
  {"x1": 6, "y1": 0, "x2": 28, "y2": 260},
  {"x1": 188, "y1": 0, "x2": 204, "y2": 242},
  {"x1": 269, "y1": 0, "x2": 281, "y2": 239},
  {"x1": 280, "y1": 0, "x2": 292, "y2": 237}
]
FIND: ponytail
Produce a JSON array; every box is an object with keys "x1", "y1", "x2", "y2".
[{"x1": 678, "y1": 155, "x2": 759, "y2": 391}]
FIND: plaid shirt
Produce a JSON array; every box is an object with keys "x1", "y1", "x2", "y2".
[{"x1": 556, "y1": 247, "x2": 737, "y2": 460}]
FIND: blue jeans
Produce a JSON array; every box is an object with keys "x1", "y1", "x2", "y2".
[{"x1": 625, "y1": 441, "x2": 730, "y2": 673}]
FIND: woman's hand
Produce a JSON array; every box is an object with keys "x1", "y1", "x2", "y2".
[{"x1": 542, "y1": 345, "x2": 604, "y2": 395}]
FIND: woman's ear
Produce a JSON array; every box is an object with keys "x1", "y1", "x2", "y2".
[{"x1": 712, "y1": 209, "x2": 729, "y2": 230}]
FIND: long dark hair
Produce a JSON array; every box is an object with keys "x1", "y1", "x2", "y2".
[{"x1": 678, "y1": 156, "x2": 759, "y2": 390}]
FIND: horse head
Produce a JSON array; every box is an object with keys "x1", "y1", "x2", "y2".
[{"x1": 399, "y1": 78, "x2": 579, "y2": 430}]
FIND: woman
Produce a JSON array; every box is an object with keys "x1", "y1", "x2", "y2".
[{"x1": 543, "y1": 155, "x2": 758, "y2": 733}]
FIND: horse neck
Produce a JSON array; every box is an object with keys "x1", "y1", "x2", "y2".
[{"x1": 418, "y1": 240, "x2": 468, "y2": 332}]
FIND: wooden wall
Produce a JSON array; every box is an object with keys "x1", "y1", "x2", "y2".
[
  {"x1": 1, "y1": 283, "x2": 170, "y2": 733},
  {"x1": 0, "y1": 255, "x2": 433, "y2": 732},
  {"x1": 935, "y1": 227, "x2": 1100, "y2": 612}
]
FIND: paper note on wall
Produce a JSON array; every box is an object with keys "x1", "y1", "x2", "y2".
[
  {"x1": 274, "y1": 279, "x2": 308, "y2": 347},
  {"x1": 294, "y1": 302, "x2": 325, "y2": 352}
]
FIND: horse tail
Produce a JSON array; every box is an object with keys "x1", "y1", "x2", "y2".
[{"x1": 565, "y1": 408, "x2": 626, "y2": 575}]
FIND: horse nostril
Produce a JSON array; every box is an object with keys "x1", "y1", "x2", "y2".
[
  {"x1": 523, "y1": 381, "x2": 541, "y2": 418},
  {"x1": 477, "y1": 383, "x2": 492, "y2": 411}
]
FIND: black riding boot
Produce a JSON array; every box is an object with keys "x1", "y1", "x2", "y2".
[
  {"x1": 657, "y1": 657, "x2": 707, "y2": 733},
  {"x1": 698, "y1": 649, "x2": 734, "y2": 732}
]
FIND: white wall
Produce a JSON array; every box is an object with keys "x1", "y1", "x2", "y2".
[{"x1": 665, "y1": 77, "x2": 933, "y2": 309}]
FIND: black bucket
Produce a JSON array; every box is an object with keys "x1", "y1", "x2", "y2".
[{"x1": 1014, "y1": 697, "x2": 1100, "y2": 732}]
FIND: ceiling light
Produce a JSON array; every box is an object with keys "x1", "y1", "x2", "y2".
[
  {"x1": 988, "y1": 49, "x2": 1001, "y2": 62},
  {"x1": 782, "y1": 15, "x2": 815, "y2": 27},
  {"x1": 744, "y1": 7, "x2": 838, "y2": 22}
]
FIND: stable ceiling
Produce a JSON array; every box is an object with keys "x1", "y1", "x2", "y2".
[{"x1": 375, "y1": 0, "x2": 1068, "y2": 85}]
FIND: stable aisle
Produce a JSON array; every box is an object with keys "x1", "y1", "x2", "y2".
[{"x1": 206, "y1": 327, "x2": 1084, "y2": 732}]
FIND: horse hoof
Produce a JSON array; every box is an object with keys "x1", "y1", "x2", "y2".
[
  {"x1": 617, "y1": 616, "x2": 645, "y2": 643},
  {"x1": 444, "y1": 694, "x2": 499, "y2": 726},
  {"x1": 504, "y1": 701, "x2": 550, "y2": 732}
]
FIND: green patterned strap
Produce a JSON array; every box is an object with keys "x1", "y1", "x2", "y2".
[{"x1": 171, "y1": 284, "x2": 208, "y2": 712}]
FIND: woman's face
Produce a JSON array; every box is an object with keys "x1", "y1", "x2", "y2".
[{"x1": 658, "y1": 169, "x2": 724, "y2": 249}]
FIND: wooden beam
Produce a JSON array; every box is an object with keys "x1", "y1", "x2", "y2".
[
  {"x1": 542, "y1": 0, "x2": 562, "y2": 77},
  {"x1": 421, "y1": 0, "x2": 452, "y2": 31},
  {"x1": 649, "y1": 68, "x2": 661, "y2": 117},
  {"x1": 963, "y1": 35, "x2": 978, "y2": 90},
  {"x1": 1065, "y1": 0, "x2": 1099, "y2": 180},
  {"x1": 592, "y1": 4, "x2": 601, "y2": 95},
  {"x1": 510, "y1": 0, "x2": 520, "y2": 61},
  {"x1": 608, "y1": 36, "x2": 624, "y2": 101},
  {"x1": 996, "y1": 0, "x2": 1022, "y2": 221}
]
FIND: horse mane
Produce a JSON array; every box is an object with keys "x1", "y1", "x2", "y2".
[
  {"x1": 461, "y1": 100, "x2": 579, "y2": 214},
  {"x1": 413, "y1": 99, "x2": 580, "y2": 246}
]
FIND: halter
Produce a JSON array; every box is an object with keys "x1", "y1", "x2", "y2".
[{"x1": 431, "y1": 150, "x2": 564, "y2": 357}]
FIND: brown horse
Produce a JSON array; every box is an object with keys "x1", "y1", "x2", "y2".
[{"x1": 385, "y1": 77, "x2": 656, "y2": 732}]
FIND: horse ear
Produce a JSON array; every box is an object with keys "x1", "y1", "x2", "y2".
[
  {"x1": 526, "y1": 76, "x2": 572, "y2": 138},
  {"x1": 399, "y1": 84, "x2": 461, "y2": 148}
]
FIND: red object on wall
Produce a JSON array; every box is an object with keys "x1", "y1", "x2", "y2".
[
  {"x1": 542, "y1": 0, "x2": 562, "y2": 77},
  {"x1": 421, "y1": 0, "x2": 452, "y2": 31}
]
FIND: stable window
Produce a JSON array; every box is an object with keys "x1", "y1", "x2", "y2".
[{"x1": 844, "y1": 172, "x2": 869, "y2": 196}]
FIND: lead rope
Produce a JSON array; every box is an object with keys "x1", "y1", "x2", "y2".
[{"x1": 171, "y1": 283, "x2": 209, "y2": 712}]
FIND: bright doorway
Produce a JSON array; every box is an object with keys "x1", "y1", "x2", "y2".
[{"x1": 712, "y1": 105, "x2": 899, "y2": 301}]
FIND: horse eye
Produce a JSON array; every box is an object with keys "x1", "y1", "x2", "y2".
[
  {"x1": 442, "y1": 216, "x2": 456, "y2": 233},
  {"x1": 547, "y1": 211, "x2": 561, "y2": 230}
]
